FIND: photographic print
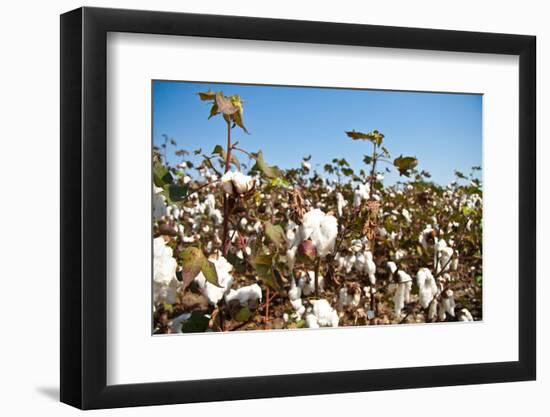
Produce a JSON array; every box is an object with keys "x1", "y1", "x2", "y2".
[{"x1": 152, "y1": 81, "x2": 482, "y2": 334}]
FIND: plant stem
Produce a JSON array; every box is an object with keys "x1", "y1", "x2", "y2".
[
  {"x1": 225, "y1": 119, "x2": 232, "y2": 172},
  {"x1": 265, "y1": 287, "x2": 270, "y2": 329},
  {"x1": 221, "y1": 120, "x2": 232, "y2": 256},
  {"x1": 368, "y1": 143, "x2": 378, "y2": 316},
  {"x1": 314, "y1": 257, "x2": 321, "y2": 297}
]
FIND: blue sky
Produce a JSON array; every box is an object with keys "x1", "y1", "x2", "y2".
[{"x1": 153, "y1": 80, "x2": 482, "y2": 185}]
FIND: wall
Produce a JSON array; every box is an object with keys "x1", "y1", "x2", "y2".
[{"x1": 0, "y1": 1, "x2": 545, "y2": 415}]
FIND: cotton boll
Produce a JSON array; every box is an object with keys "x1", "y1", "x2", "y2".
[
  {"x1": 401, "y1": 208, "x2": 412, "y2": 223},
  {"x1": 353, "y1": 183, "x2": 370, "y2": 207},
  {"x1": 310, "y1": 299, "x2": 339, "y2": 327},
  {"x1": 458, "y1": 308, "x2": 474, "y2": 321},
  {"x1": 336, "y1": 192, "x2": 348, "y2": 217},
  {"x1": 437, "y1": 247, "x2": 454, "y2": 273},
  {"x1": 288, "y1": 277, "x2": 302, "y2": 301},
  {"x1": 154, "y1": 277, "x2": 180, "y2": 305},
  {"x1": 394, "y1": 272, "x2": 413, "y2": 316},
  {"x1": 345, "y1": 255, "x2": 355, "y2": 273},
  {"x1": 298, "y1": 271, "x2": 324, "y2": 296},
  {"x1": 395, "y1": 249, "x2": 406, "y2": 261},
  {"x1": 438, "y1": 290, "x2": 456, "y2": 321},
  {"x1": 336, "y1": 254, "x2": 347, "y2": 271},
  {"x1": 302, "y1": 161, "x2": 311, "y2": 171},
  {"x1": 397, "y1": 270, "x2": 412, "y2": 283},
  {"x1": 305, "y1": 314, "x2": 320, "y2": 328},
  {"x1": 194, "y1": 256, "x2": 234, "y2": 305},
  {"x1": 225, "y1": 283, "x2": 262, "y2": 306},
  {"x1": 221, "y1": 171, "x2": 256, "y2": 196},
  {"x1": 350, "y1": 239, "x2": 363, "y2": 252},
  {"x1": 153, "y1": 237, "x2": 179, "y2": 304},
  {"x1": 354, "y1": 252, "x2": 366, "y2": 270},
  {"x1": 417, "y1": 268, "x2": 438, "y2": 308},
  {"x1": 338, "y1": 286, "x2": 361, "y2": 309},
  {"x1": 153, "y1": 186, "x2": 168, "y2": 220},
  {"x1": 386, "y1": 261, "x2": 397, "y2": 275},
  {"x1": 286, "y1": 246, "x2": 297, "y2": 270},
  {"x1": 364, "y1": 251, "x2": 376, "y2": 284},
  {"x1": 418, "y1": 225, "x2": 434, "y2": 250},
  {"x1": 338, "y1": 287, "x2": 350, "y2": 308},
  {"x1": 295, "y1": 209, "x2": 338, "y2": 258},
  {"x1": 393, "y1": 283, "x2": 406, "y2": 316},
  {"x1": 428, "y1": 299, "x2": 438, "y2": 320},
  {"x1": 204, "y1": 194, "x2": 216, "y2": 212}
]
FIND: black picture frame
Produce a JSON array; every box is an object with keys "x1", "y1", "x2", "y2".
[{"x1": 60, "y1": 6, "x2": 536, "y2": 410}]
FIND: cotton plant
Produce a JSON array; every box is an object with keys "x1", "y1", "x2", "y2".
[{"x1": 151, "y1": 87, "x2": 482, "y2": 333}]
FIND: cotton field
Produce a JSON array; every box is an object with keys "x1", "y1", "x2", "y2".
[{"x1": 152, "y1": 90, "x2": 482, "y2": 334}]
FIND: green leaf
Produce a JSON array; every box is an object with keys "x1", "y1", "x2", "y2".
[
  {"x1": 179, "y1": 247, "x2": 206, "y2": 289},
  {"x1": 265, "y1": 222, "x2": 285, "y2": 248},
  {"x1": 226, "y1": 251, "x2": 247, "y2": 275},
  {"x1": 250, "y1": 151, "x2": 281, "y2": 179},
  {"x1": 363, "y1": 155, "x2": 373, "y2": 165},
  {"x1": 212, "y1": 144, "x2": 224, "y2": 157},
  {"x1": 393, "y1": 155, "x2": 418, "y2": 177},
  {"x1": 235, "y1": 306, "x2": 251, "y2": 322},
  {"x1": 251, "y1": 253, "x2": 280, "y2": 290},
  {"x1": 168, "y1": 184, "x2": 189, "y2": 202},
  {"x1": 208, "y1": 103, "x2": 219, "y2": 119},
  {"x1": 346, "y1": 130, "x2": 372, "y2": 140},
  {"x1": 231, "y1": 104, "x2": 249, "y2": 134},
  {"x1": 201, "y1": 259, "x2": 222, "y2": 288},
  {"x1": 198, "y1": 90, "x2": 216, "y2": 101},
  {"x1": 211, "y1": 145, "x2": 240, "y2": 169},
  {"x1": 345, "y1": 130, "x2": 384, "y2": 145},
  {"x1": 251, "y1": 253, "x2": 273, "y2": 266},
  {"x1": 180, "y1": 312, "x2": 210, "y2": 333},
  {"x1": 267, "y1": 177, "x2": 289, "y2": 190},
  {"x1": 153, "y1": 163, "x2": 173, "y2": 187},
  {"x1": 341, "y1": 167, "x2": 354, "y2": 177}
]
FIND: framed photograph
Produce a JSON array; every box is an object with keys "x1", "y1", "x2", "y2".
[{"x1": 60, "y1": 6, "x2": 536, "y2": 410}]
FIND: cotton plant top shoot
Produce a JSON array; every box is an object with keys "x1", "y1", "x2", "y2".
[{"x1": 151, "y1": 89, "x2": 482, "y2": 334}]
